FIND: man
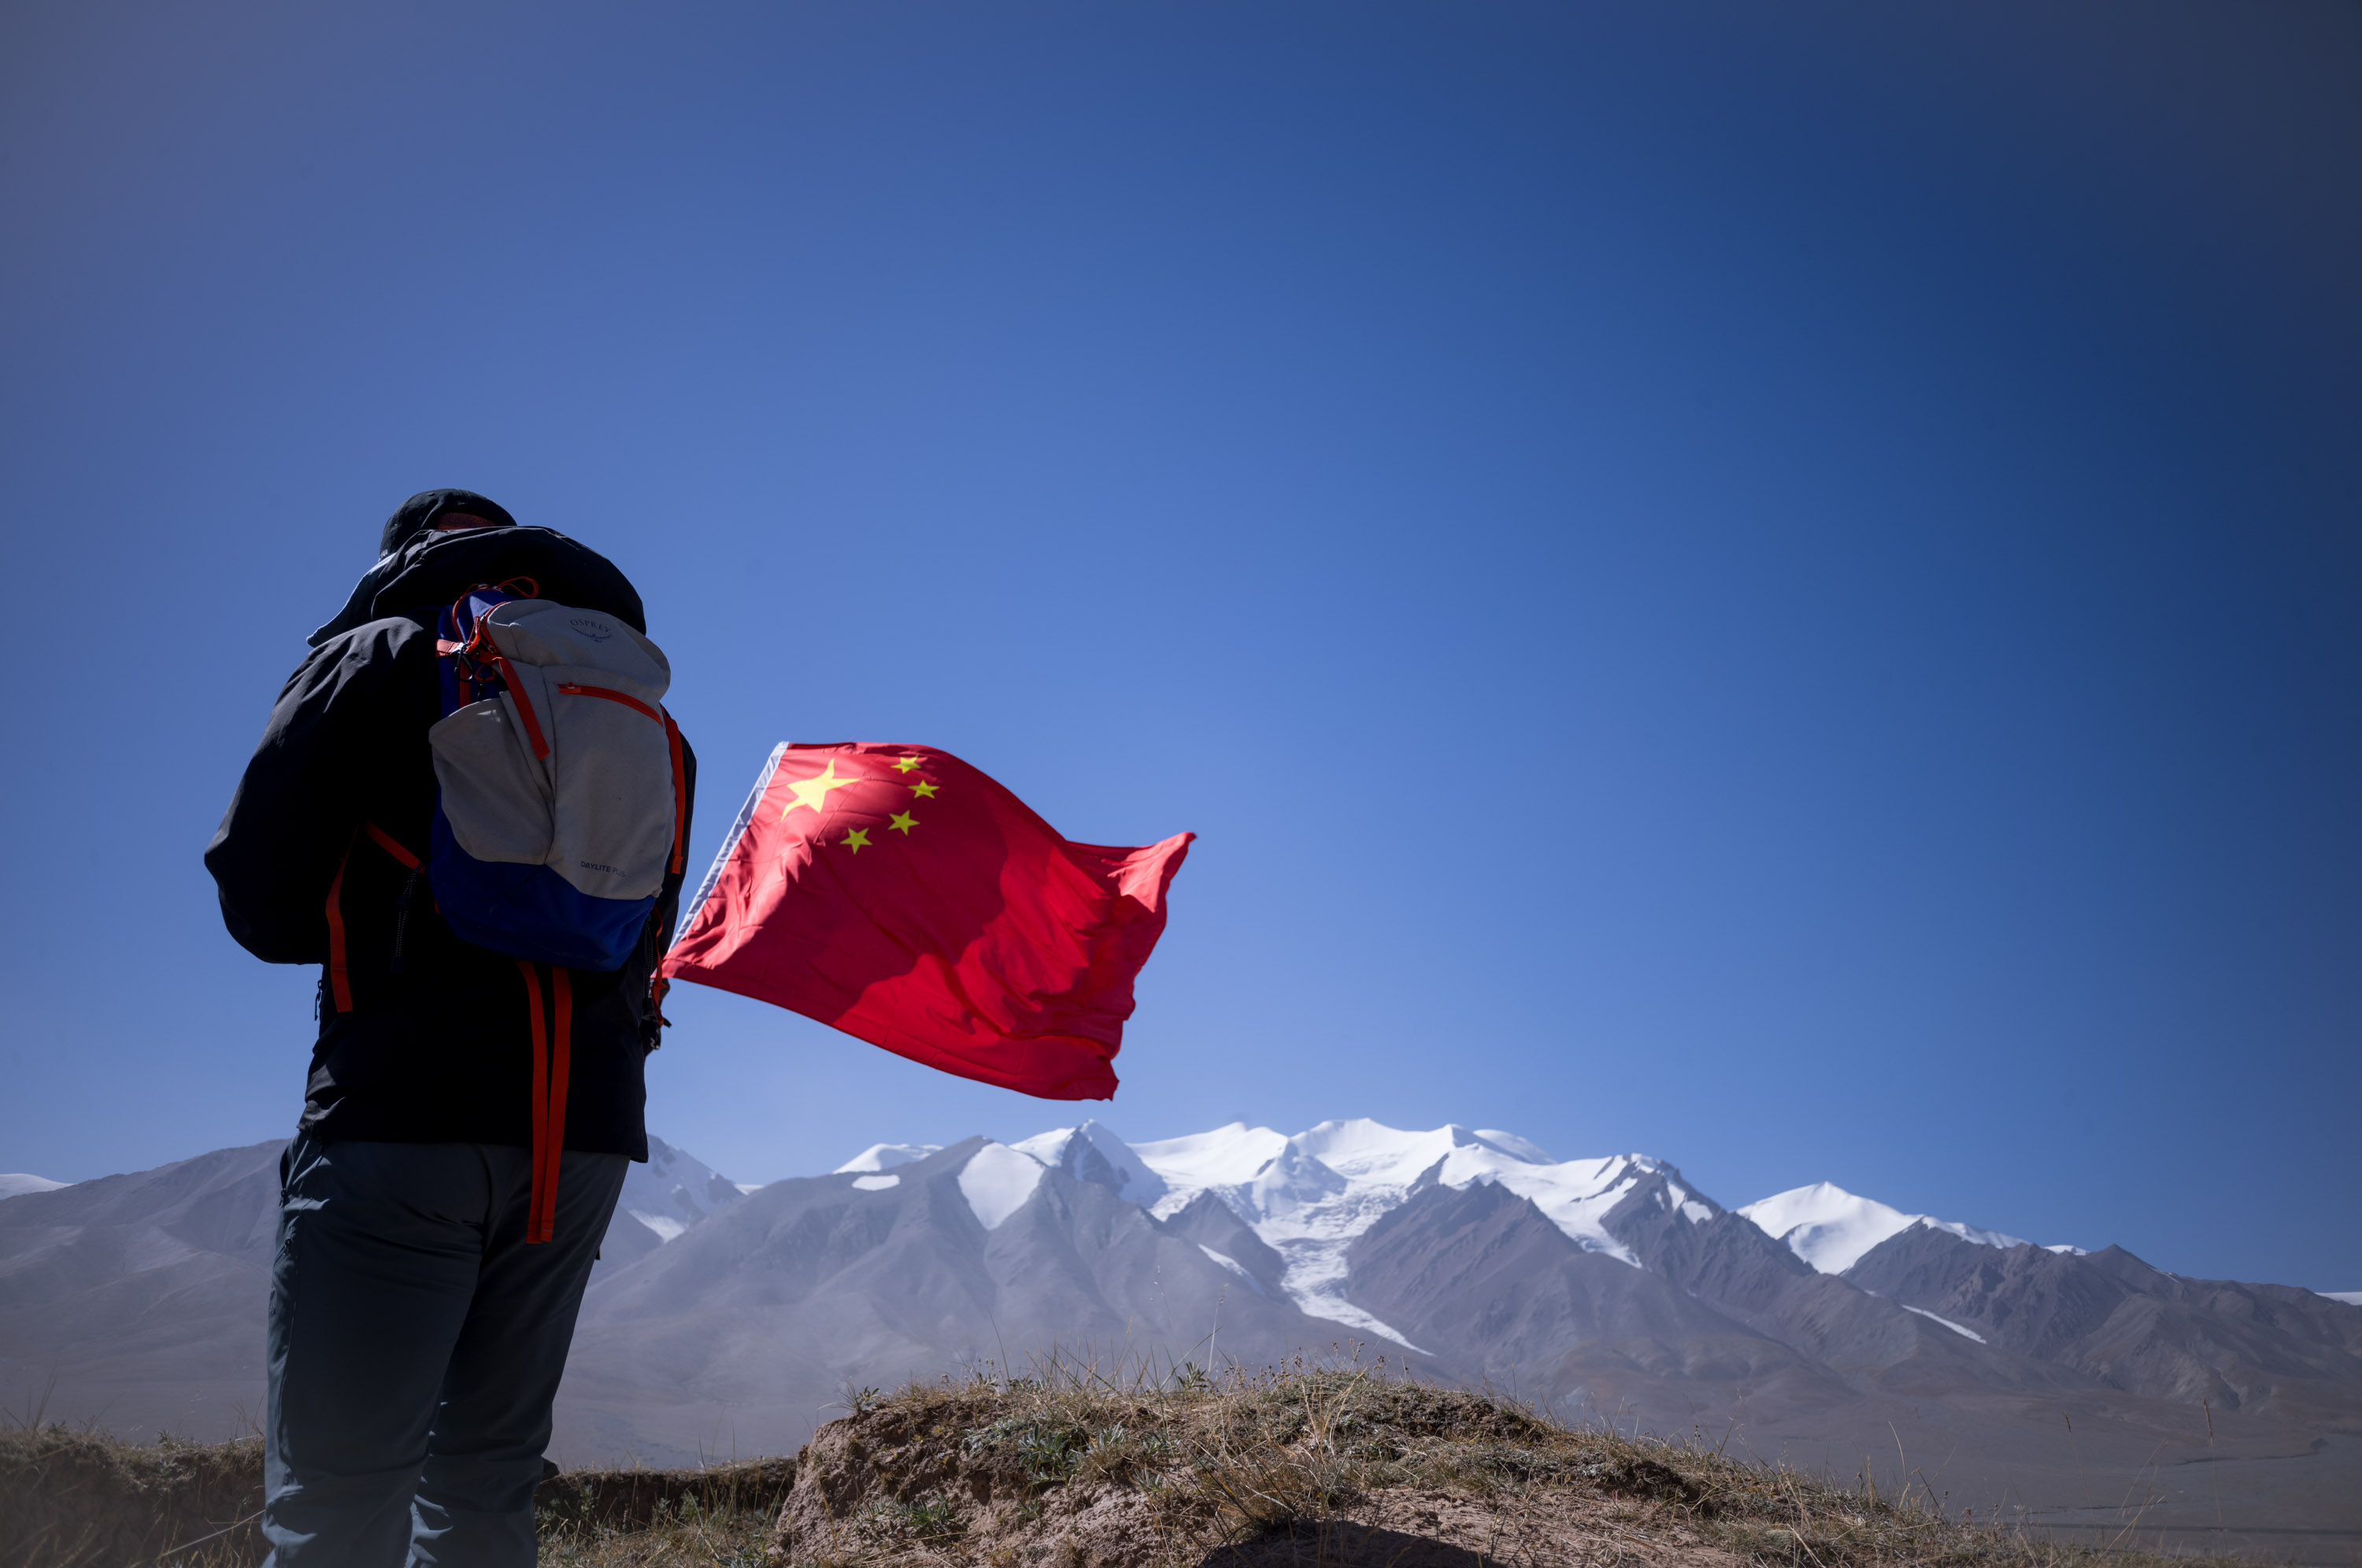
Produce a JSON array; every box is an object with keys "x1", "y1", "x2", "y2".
[{"x1": 206, "y1": 490, "x2": 697, "y2": 1566}]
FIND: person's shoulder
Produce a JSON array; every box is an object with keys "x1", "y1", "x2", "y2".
[
  {"x1": 313, "y1": 613, "x2": 436, "y2": 660},
  {"x1": 296, "y1": 615, "x2": 438, "y2": 689},
  {"x1": 371, "y1": 528, "x2": 647, "y2": 634}
]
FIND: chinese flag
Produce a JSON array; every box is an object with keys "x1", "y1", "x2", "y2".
[{"x1": 661, "y1": 744, "x2": 1192, "y2": 1100}]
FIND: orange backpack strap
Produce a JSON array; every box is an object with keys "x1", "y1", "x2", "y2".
[
  {"x1": 324, "y1": 832, "x2": 359, "y2": 1013},
  {"x1": 363, "y1": 822, "x2": 421, "y2": 870},
  {"x1": 324, "y1": 823, "x2": 426, "y2": 1016},
  {"x1": 539, "y1": 968, "x2": 572, "y2": 1244},
  {"x1": 664, "y1": 709, "x2": 687, "y2": 875},
  {"x1": 516, "y1": 961, "x2": 572, "y2": 1245}
]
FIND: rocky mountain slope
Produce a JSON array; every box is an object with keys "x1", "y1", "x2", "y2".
[
  {"x1": 0, "y1": 1135, "x2": 737, "y2": 1437},
  {"x1": 1840, "y1": 1221, "x2": 2362, "y2": 1428},
  {"x1": 562, "y1": 1118, "x2": 2361, "y2": 1541},
  {"x1": 5, "y1": 1119, "x2": 2358, "y2": 1547},
  {"x1": 0, "y1": 1140, "x2": 283, "y2": 1442},
  {"x1": 558, "y1": 1137, "x2": 1358, "y2": 1460},
  {"x1": 592, "y1": 1135, "x2": 753, "y2": 1279}
]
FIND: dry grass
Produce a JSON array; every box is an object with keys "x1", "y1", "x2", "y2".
[
  {"x1": 536, "y1": 1459, "x2": 799, "y2": 1567},
  {"x1": 0, "y1": 1422, "x2": 265, "y2": 1567},
  {"x1": 1, "y1": 1355, "x2": 2263, "y2": 1568},
  {"x1": 738, "y1": 1349, "x2": 2256, "y2": 1568},
  {"x1": 0, "y1": 1418, "x2": 794, "y2": 1568}
]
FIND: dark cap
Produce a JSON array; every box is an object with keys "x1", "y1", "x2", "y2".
[{"x1": 377, "y1": 489, "x2": 519, "y2": 557}]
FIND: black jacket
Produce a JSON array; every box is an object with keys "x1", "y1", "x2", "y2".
[{"x1": 206, "y1": 527, "x2": 695, "y2": 1159}]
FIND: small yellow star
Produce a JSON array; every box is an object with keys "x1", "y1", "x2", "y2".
[
  {"x1": 910, "y1": 781, "x2": 939, "y2": 799},
  {"x1": 841, "y1": 828, "x2": 872, "y2": 853},
  {"x1": 892, "y1": 756, "x2": 924, "y2": 774},
  {"x1": 888, "y1": 812, "x2": 918, "y2": 834},
  {"x1": 780, "y1": 758, "x2": 864, "y2": 819}
]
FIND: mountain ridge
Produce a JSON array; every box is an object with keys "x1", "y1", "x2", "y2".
[{"x1": 5, "y1": 1118, "x2": 2359, "y2": 1546}]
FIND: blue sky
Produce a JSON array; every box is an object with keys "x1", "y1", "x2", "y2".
[{"x1": 3, "y1": 1, "x2": 2356, "y2": 1289}]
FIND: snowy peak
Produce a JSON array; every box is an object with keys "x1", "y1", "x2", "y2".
[
  {"x1": 1128, "y1": 1122, "x2": 1290, "y2": 1199},
  {"x1": 802, "y1": 1122, "x2": 2092, "y2": 1337},
  {"x1": 1287, "y1": 1120, "x2": 1568, "y2": 1192},
  {"x1": 1240, "y1": 1138, "x2": 1354, "y2": 1217},
  {"x1": 1010, "y1": 1120, "x2": 1167, "y2": 1207},
  {"x1": 1609, "y1": 1163, "x2": 1728, "y2": 1229},
  {"x1": 0, "y1": 1174, "x2": 68, "y2": 1200},
  {"x1": 957, "y1": 1142, "x2": 1046, "y2": 1231},
  {"x1": 1118, "y1": 1119, "x2": 1683, "y2": 1343},
  {"x1": 1470, "y1": 1128, "x2": 1553, "y2": 1163},
  {"x1": 618, "y1": 1136, "x2": 749, "y2": 1245},
  {"x1": 834, "y1": 1141, "x2": 944, "y2": 1174},
  {"x1": 1126, "y1": 1119, "x2": 1677, "y2": 1265},
  {"x1": 1737, "y1": 1181, "x2": 2032, "y2": 1274},
  {"x1": 1449, "y1": 1152, "x2": 1672, "y2": 1266},
  {"x1": 1294, "y1": 1119, "x2": 1493, "y2": 1182}
]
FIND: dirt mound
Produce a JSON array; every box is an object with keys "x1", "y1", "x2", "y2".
[
  {"x1": 755, "y1": 1360, "x2": 2257, "y2": 1568},
  {"x1": 6, "y1": 1361, "x2": 2262, "y2": 1568},
  {"x1": 1, "y1": 1425, "x2": 793, "y2": 1568},
  {"x1": 0, "y1": 1427, "x2": 265, "y2": 1567}
]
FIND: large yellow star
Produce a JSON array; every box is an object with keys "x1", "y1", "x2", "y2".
[
  {"x1": 910, "y1": 781, "x2": 939, "y2": 799},
  {"x1": 780, "y1": 758, "x2": 864, "y2": 820},
  {"x1": 888, "y1": 812, "x2": 918, "y2": 834},
  {"x1": 841, "y1": 828, "x2": 872, "y2": 854}
]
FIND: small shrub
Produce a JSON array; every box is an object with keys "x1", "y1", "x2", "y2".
[{"x1": 861, "y1": 1492, "x2": 961, "y2": 1541}]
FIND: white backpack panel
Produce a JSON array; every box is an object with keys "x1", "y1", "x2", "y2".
[{"x1": 429, "y1": 600, "x2": 678, "y2": 903}]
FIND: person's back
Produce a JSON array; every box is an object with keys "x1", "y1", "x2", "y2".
[{"x1": 207, "y1": 490, "x2": 697, "y2": 1566}]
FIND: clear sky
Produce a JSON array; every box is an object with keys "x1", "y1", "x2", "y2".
[{"x1": 3, "y1": 2, "x2": 2356, "y2": 1291}]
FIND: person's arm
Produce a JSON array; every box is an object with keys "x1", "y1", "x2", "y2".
[
  {"x1": 658, "y1": 734, "x2": 698, "y2": 947},
  {"x1": 202, "y1": 620, "x2": 423, "y2": 963},
  {"x1": 636, "y1": 733, "x2": 698, "y2": 1048}
]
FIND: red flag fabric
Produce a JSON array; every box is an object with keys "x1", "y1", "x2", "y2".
[{"x1": 661, "y1": 743, "x2": 1191, "y2": 1100}]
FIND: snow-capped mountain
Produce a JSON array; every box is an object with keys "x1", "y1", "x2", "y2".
[
  {"x1": 9, "y1": 1122, "x2": 2360, "y2": 1533},
  {"x1": 1113, "y1": 1120, "x2": 1690, "y2": 1347},
  {"x1": 823, "y1": 1120, "x2": 2055, "y2": 1354},
  {"x1": 620, "y1": 1136, "x2": 750, "y2": 1241},
  {"x1": 833, "y1": 1141, "x2": 944, "y2": 1174},
  {"x1": 1735, "y1": 1181, "x2": 2057, "y2": 1274},
  {"x1": 593, "y1": 1136, "x2": 756, "y2": 1278},
  {"x1": 898, "y1": 1120, "x2": 2064, "y2": 1308},
  {"x1": 0, "y1": 1173, "x2": 65, "y2": 1200},
  {"x1": 793, "y1": 1120, "x2": 2362, "y2": 1429},
  {"x1": 1013, "y1": 1122, "x2": 1167, "y2": 1207}
]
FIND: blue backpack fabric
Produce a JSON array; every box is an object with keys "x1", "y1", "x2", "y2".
[{"x1": 424, "y1": 584, "x2": 684, "y2": 971}]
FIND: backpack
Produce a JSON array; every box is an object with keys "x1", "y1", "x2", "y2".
[
  {"x1": 426, "y1": 582, "x2": 686, "y2": 970},
  {"x1": 313, "y1": 579, "x2": 683, "y2": 1245}
]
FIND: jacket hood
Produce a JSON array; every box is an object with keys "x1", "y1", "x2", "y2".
[
  {"x1": 309, "y1": 490, "x2": 525, "y2": 646},
  {"x1": 309, "y1": 525, "x2": 646, "y2": 647}
]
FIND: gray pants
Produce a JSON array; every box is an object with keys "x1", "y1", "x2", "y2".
[{"x1": 262, "y1": 1135, "x2": 628, "y2": 1566}]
